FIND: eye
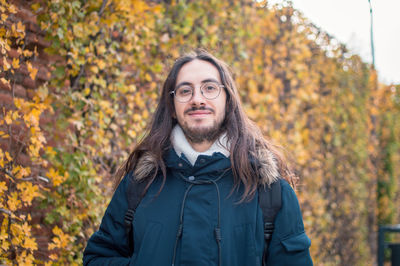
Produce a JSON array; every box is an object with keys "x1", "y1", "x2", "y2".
[
  {"x1": 177, "y1": 86, "x2": 192, "y2": 96},
  {"x1": 204, "y1": 83, "x2": 218, "y2": 92}
]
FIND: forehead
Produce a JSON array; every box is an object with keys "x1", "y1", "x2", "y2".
[{"x1": 176, "y1": 59, "x2": 221, "y2": 85}]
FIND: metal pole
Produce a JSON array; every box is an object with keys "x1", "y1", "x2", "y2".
[
  {"x1": 368, "y1": 0, "x2": 375, "y2": 68},
  {"x1": 378, "y1": 226, "x2": 384, "y2": 266}
]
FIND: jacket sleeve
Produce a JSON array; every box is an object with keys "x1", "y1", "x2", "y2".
[
  {"x1": 83, "y1": 174, "x2": 132, "y2": 266},
  {"x1": 266, "y1": 179, "x2": 313, "y2": 266}
]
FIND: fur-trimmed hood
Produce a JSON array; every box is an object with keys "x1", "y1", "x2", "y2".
[{"x1": 133, "y1": 146, "x2": 280, "y2": 186}]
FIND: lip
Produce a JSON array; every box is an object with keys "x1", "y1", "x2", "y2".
[{"x1": 187, "y1": 111, "x2": 212, "y2": 116}]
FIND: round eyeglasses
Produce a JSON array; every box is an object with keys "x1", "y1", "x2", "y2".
[{"x1": 170, "y1": 82, "x2": 225, "y2": 103}]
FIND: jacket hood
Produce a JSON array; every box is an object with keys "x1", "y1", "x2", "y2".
[{"x1": 134, "y1": 144, "x2": 280, "y2": 186}]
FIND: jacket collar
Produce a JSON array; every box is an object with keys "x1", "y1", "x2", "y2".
[
  {"x1": 134, "y1": 140, "x2": 280, "y2": 186},
  {"x1": 171, "y1": 124, "x2": 230, "y2": 166},
  {"x1": 171, "y1": 148, "x2": 230, "y2": 174}
]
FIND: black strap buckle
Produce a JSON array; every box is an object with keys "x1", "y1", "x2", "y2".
[
  {"x1": 264, "y1": 222, "x2": 274, "y2": 240},
  {"x1": 124, "y1": 209, "x2": 135, "y2": 233}
]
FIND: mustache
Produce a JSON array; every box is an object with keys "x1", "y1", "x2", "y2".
[{"x1": 184, "y1": 106, "x2": 214, "y2": 114}]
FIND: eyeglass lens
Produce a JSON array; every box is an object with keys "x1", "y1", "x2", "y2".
[{"x1": 175, "y1": 82, "x2": 221, "y2": 102}]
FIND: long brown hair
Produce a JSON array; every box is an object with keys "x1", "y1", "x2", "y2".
[{"x1": 115, "y1": 49, "x2": 295, "y2": 201}]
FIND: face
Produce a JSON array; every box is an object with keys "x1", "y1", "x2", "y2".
[{"x1": 173, "y1": 59, "x2": 227, "y2": 143}]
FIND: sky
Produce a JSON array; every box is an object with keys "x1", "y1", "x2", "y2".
[{"x1": 272, "y1": 0, "x2": 400, "y2": 84}]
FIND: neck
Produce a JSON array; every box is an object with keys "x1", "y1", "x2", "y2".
[{"x1": 188, "y1": 140, "x2": 213, "y2": 152}]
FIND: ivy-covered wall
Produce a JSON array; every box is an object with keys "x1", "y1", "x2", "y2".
[{"x1": 1, "y1": 0, "x2": 399, "y2": 264}]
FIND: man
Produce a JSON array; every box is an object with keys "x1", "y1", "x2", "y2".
[{"x1": 83, "y1": 49, "x2": 313, "y2": 265}]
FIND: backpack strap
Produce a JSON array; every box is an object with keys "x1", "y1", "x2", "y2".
[
  {"x1": 258, "y1": 180, "x2": 282, "y2": 265},
  {"x1": 124, "y1": 175, "x2": 147, "y2": 255}
]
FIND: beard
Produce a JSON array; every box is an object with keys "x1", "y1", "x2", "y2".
[
  {"x1": 179, "y1": 106, "x2": 226, "y2": 144},
  {"x1": 180, "y1": 120, "x2": 225, "y2": 144},
  {"x1": 176, "y1": 105, "x2": 226, "y2": 144}
]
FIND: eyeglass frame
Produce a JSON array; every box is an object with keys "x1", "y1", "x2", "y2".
[{"x1": 169, "y1": 82, "x2": 225, "y2": 103}]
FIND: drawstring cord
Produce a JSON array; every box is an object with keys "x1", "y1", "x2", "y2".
[
  {"x1": 171, "y1": 183, "x2": 194, "y2": 266},
  {"x1": 210, "y1": 179, "x2": 222, "y2": 266},
  {"x1": 171, "y1": 168, "x2": 229, "y2": 266}
]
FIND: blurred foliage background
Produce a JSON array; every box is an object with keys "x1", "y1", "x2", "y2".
[{"x1": 1, "y1": 0, "x2": 399, "y2": 265}]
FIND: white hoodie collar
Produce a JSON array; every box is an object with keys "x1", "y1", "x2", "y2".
[{"x1": 171, "y1": 124, "x2": 230, "y2": 166}]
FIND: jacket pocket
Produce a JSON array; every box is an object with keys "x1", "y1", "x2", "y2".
[{"x1": 280, "y1": 232, "x2": 311, "y2": 252}]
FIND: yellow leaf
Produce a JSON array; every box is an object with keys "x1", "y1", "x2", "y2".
[
  {"x1": 0, "y1": 181, "x2": 7, "y2": 196},
  {"x1": 247, "y1": 79, "x2": 258, "y2": 93},
  {"x1": 5, "y1": 151, "x2": 12, "y2": 161},
  {"x1": 48, "y1": 242, "x2": 57, "y2": 250},
  {"x1": 2, "y1": 57, "x2": 10, "y2": 71},
  {"x1": 16, "y1": 21, "x2": 25, "y2": 33},
  {"x1": 12, "y1": 58, "x2": 19, "y2": 69},
  {"x1": 143, "y1": 109, "x2": 149, "y2": 119},
  {"x1": 50, "y1": 13, "x2": 58, "y2": 22},
  {"x1": 27, "y1": 62, "x2": 38, "y2": 80},
  {"x1": 45, "y1": 146, "x2": 57, "y2": 157},
  {"x1": 8, "y1": 4, "x2": 17, "y2": 14},
  {"x1": 17, "y1": 182, "x2": 41, "y2": 205},
  {"x1": 12, "y1": 165, "x2": 20, "y2": 175},
  {"x1": 52, "y1": 226, "x2": 62, "y2": 236},
  {"x1": 1, "y1": 14, "x2": 8, "y2": 22},
  {"x1": 47, "y1": 168, "x2": 68, "y2": 186},
  {"x1": 7, "y1": 191, "x2": 21, "y2": 211},
  {"x1": 14, "y1": 97, "x2": 26, "y2": 109},
  {"x1": 0, "y1": 78, "x2": 10, "y2": 89},
  {"x1": 17, "y1": 250, "x2": 34, "y2": 265},
  {"x1": 23, "y1": 235, "x2": 37, "y2": 251},
  {"x1": 1, "y1": 239, "x2": 9, "y2": 252},
  {"x1": 133, "y1": 114, "x2": 141, "y2": 122},
  {"x1": 97, "y1": 60, "x2": 106, "y2": 70},
  {"x1": 31, "y1": 3, "x2": 41, "y2": 12},
  {"x1": 134, "y1": 93, "x2": 145, "y2": 108},
  {"x1": 4, "y1": 111, "x2": 12, "y2": 124},
  {"x1": 12, "y1": 111, "x2": 19, "y2": 120},
  {"x1": 90, "y1": 65, "x2": 99, "y2": 74},
  {"x1": 25, "y1": 108, "x2": 40, "y2": 127},
  {"x1": 128, "y1": 130, "x2": 136, "y2": 138},
  {"x1": 13, "y1": 166, "x2": 31, "y2": 179},
  {"x1": 23, "y1": 49, "x2": 33, "y2": 57},
  {"x1": 49, "y1": 253, "x2": 58, "y2": 261},
  {"x1": 50, "y1": 226, "x2": 71, "y2": 249},
  {"x1": 83, "y1": 87, "x2": 91, "y2": 96},
  {"x1": 324, "y1": 134, "x2": 332, "y2": 143},
  {"x1": 97, "y1": 45, "x2": 106, "y2": 54},
  {"x1": 1, "y1": 217, "x2": 9, "y2": 239},
  {"x1": 129, "y1": 84, "x2": 137, "y2": 92}
]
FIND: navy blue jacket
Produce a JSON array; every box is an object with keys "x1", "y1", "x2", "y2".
[{"x1": 83, "y1": 149, "x2": 313, "y2": 265}]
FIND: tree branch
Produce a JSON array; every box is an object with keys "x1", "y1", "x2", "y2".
[{"x1": 0, "y1": 208, "x2": 12, "y2": 216}]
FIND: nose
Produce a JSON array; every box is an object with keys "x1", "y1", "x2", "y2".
[{"x1": 189, "y1": 86, "x2": 206, "y2": 105}]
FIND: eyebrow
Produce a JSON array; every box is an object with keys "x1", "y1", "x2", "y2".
[{"x1": 175, "y1": 78, "x2": 220, "y2": 88}]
